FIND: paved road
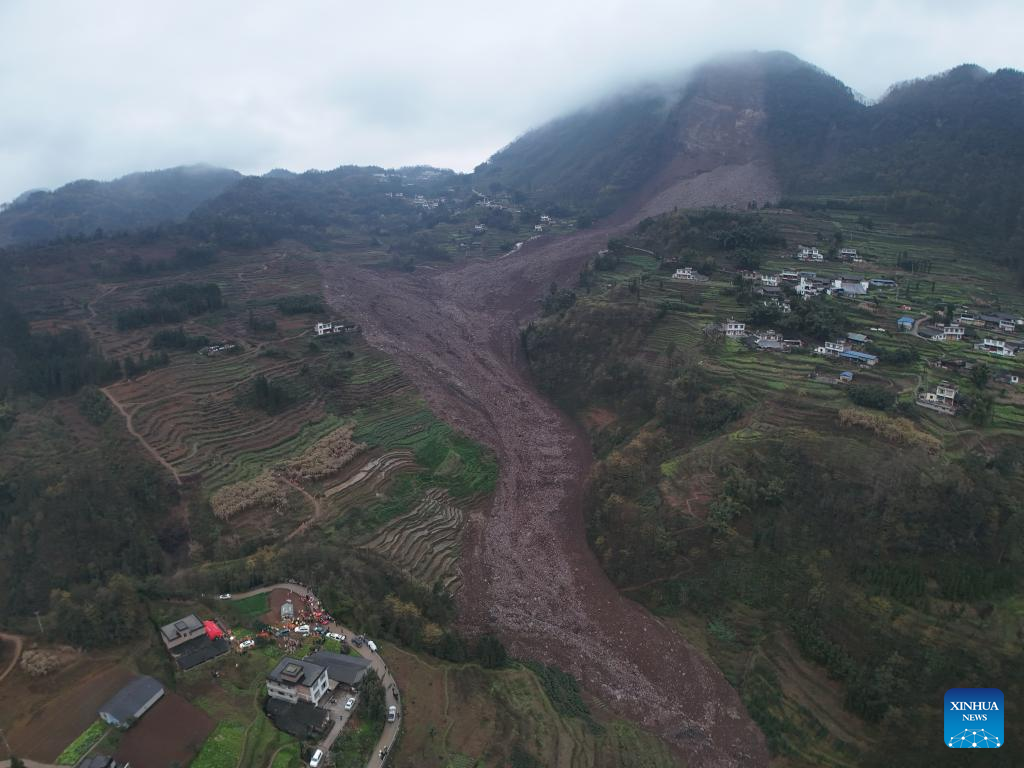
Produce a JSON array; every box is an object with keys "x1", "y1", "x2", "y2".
[{"x1": 230, "y1": 583, "x2": 401, "y2": 765}]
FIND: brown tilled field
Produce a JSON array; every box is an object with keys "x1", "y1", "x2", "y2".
[
  {"x1": 0, "y1": 652, "x2": 134, "y2": 761},
  {"x1": 114, "y1": 692, "x2": 215, "y2": 768}
]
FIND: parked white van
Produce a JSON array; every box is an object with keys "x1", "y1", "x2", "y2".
[
  {"x1": 367, "y1": 640, "x2": 378, "y2": 653},
  {"x1": 309, "y1": 749, "x2": 323, "y2": 767}
]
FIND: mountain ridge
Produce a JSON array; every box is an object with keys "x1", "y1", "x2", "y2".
[
  {"x1": 0, "y1": 163, "x2": 242, "y2": 246},
  {"x1": 4, "y1": 52, "x2": 1024, "y2": 268}
]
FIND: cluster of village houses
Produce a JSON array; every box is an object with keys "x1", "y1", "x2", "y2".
[
  {"x1": 674, "y1": 247, "x2": 1022, "y2": 418},
  {"x1": 706, "y1": 316, "x2": 982, "y2": 416},
  {"x1": 793, "y1": 245, "x2": 865, "y2": 263},
  {"x1": 472, "y1": 212, "x2": 555, "y2": 235},
  {"x1": 901, "y1": 309, "x2": 1024, "y2": 359},
  {"x1": 82, "y1": 597, "x2": 380, "y2": 759}
]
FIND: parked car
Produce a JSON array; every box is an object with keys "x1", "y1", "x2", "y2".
[
  {"x1": 274, "y1": 628, "x2": 290, "y2": 637},
  {"x1": 352, "y1": 635, "x2": 364, "y2": 647},
  {"x1": 313, "y1": 626, "x2": 328, "y2": 636},
  {"x1": 309, "y1": 749, "x2": 323, "y2": 768},
  {"x1": 218, "y1": 593, "x2": 232, "y2": 599},
  {"x1": 239, "y1": 639, "x2": 255, "y2": 650},
  {"x1": 326, "y1": 632, "x2": 346, "y2": 641},
  {"x1": 344, "y1": 697, "x2": 356, "y2": 711},
  {"x1": 387, "y1": 705, "x2": 397, "y2": 723},
  {"x1": 367, "y1": 640, "x2": 378, "y2": 653},
  {"x1": 295, "y1": 624, "x2": 311, "y2": 635}
]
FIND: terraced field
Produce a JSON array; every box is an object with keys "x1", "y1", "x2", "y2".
[
  {"x1": 363, "y1": 488, "x2": 465, "y2": 591},
  {"x1": 103, "y1": 344, "x2": 331, "y2": 488},
  {"x1": 323, "y1": 450, "x2": 416, "y2": 498}
]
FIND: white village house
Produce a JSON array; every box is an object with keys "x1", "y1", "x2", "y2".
[
  {"x1": 266, "y1": 657, "x2": 330, "y2": 707},
  {"x1": 724, "y1": 319, "x2": 746, "y2": 338},
  {"x1": 830, "y1": 277, "x2": 870, "y2": 296},
  {"x1": 797, "y1": 246, "x2": 824, "y2": 262},
  {"x1": 796, "y1": 275, "x2": 830, "y2": 298},
  {"x1": 917, "y1": 381, "x2": 959, "y2": 415},
  {"x1": 975, "y1": 338, "x2": 1018, "y2": 357},
  {"x1": 315, "y1": 321, "x2": 355, "y2": 336},
  {"x1": 672, "y1": 266, "x2": 709, "y2": 283},
  {"x1": 814, "y1": 340, "x2": 847, "y2": 358}
]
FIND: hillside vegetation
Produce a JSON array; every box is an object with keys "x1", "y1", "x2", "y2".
[
  {"x1": 525, "y1": 208, "x2": 1024, "y2": 767},
  {"x1": 0, "y1": 164, "x2": 241, "y2": 245}
]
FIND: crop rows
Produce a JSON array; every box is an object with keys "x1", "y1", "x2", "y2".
[
  {"x1": 345, "y1": 354, "x2": 402, "y2": 386},
  {"x1": 203, "y1": 414, "x2": 345, "y2": 490},
  {"x1": 323, "y1": 450, "x2": 416, "y2": 499},
  {"x1": 352, "y1": 401, "x2": 437, "y2": 447},
  {"x1": 363, "y1": 488, "x2": 465, "y2": 591}
]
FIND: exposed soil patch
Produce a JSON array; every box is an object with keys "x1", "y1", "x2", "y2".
[
  {"x1": 323, "y1": 217, "x2": 769, "y2": 766},
  {"x1": 0, "y1": 653, "x2": 133, "y2": 761},
  {"x1": 263, "y1": 586, "x2": 303, "y2": 626},
  {"x1": 114, "y1": 692, "x2": 215, "y2": 768},
  {"x1": 582, "y1": 408, "x2": 617, "y2": 431}
]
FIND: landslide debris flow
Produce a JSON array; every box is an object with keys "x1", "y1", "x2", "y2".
[{"x1": 324, "y1": 228, "x2": 769, "y2": 767}]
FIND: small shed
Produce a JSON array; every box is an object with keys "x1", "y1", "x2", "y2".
[
  {"x1": 99, "y1": 675, "x2": 165, "y2": 729},
  {"x1": 839, "y1": 371, "x2": 855, "y2": 383},
  {"x1": 898, "y1": 316, "x2": 914, "y2": 331}
]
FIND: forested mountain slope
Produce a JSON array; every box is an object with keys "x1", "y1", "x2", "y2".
[
  {"x1": 0, "y1": 164, "x2": 241, "y2": 245},
  {"x1": 476, "y1": 52, "x2": 1024, "y2": 271}
]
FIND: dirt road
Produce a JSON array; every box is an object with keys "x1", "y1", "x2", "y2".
[
  {"x1": 322, "y1": 225, "x2": 769, "y2": 767},
  {"x1": 101, "y1": 386, "x2": 183, "y2": 485},
  {"x1": 0, "y1": 633, "x2": 22, "y2": 686}
]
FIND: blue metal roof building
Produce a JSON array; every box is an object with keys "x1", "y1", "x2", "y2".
[
  {"x1": 898, "y1": 316, "x2": 914, "y2": 329},
  {"x1": 839, "y1": 350, "x2": 879, "y2": 366}
]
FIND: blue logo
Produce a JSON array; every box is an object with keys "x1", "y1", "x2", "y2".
[{"x1": 945, "y1": 688, "x2": 1003, "y2": 748}]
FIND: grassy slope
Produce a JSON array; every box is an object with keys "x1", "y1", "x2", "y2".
[{"x1": 385, "y1": 644, "x2": 676, "y2": 768}]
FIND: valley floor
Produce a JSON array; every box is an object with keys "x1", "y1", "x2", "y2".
[{"x1": 323, "y1": 224, "x2": 770, "y2": 767}]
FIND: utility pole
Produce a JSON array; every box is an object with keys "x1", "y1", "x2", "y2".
[{"x1": 35, "y1": 610, "x2": 43, "y2": 635}]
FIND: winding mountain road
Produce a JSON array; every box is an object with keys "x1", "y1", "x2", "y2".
[{"x1": 322, "y1": 225, "x2": 769, "y2": 767}]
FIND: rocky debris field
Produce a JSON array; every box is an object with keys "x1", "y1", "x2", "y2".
[{"x1": 323, "y1": 222, "x2": 769, "y2": 767}]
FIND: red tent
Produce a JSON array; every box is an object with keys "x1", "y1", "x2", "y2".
[{"x1": 203, "y1": 620, "x2": 224, "y2": 640}]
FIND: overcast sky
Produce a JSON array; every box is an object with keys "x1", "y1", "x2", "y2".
[{"x1": 2, "y1": 0, "x2": 1022, "y2": 203}]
